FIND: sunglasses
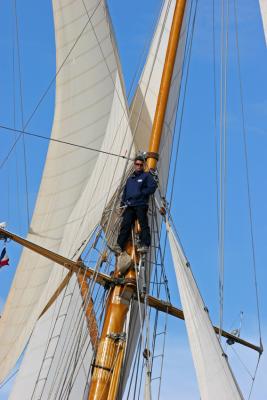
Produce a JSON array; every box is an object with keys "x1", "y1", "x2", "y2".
[{"x1": 135, "y1": 162, "x2": 144, "y2": 166}]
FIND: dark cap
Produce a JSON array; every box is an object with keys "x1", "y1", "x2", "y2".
[{"x1": 134, "y1": 155, "x2": 145, "y2": 162}]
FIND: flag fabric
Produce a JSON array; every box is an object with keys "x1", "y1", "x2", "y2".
[{"x1": 0, "y1": 247, "x2": 9, "y2": 268}]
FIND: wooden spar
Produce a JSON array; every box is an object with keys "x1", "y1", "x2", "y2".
[
  {"x1": 0, "y1": 227, "x2": 113, "y2": 287},
  {"x1": 0, "y1": 226, "x2": 262, "y2": 355},
  {"x1": 39, "y1": 270, "x2": 73, "y2": 318},
  {"x1": 77, "y1": 271, "x2": 99, "y2": 350},
  {"x1": 145, "y1": 296, "x2": 263, "y2": 354},
  {"x1": 88, "y1": 1, "x2": 187, "y2": 399}
]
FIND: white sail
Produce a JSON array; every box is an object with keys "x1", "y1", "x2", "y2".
[
  {"x1": 259, "y1": 0, "x2": 267, "y2": 44},
  {"x1": 167, "y1": 222, "x2": 244, "y2": 400},
  {"x1": 10, "y1": 275, "x2": 93, "y2": 400},
  {"x1": 0, "y1": 0, "x2": 132, "y2": 384}
]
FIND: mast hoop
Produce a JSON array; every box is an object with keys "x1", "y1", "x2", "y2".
[{"x1": 145, "y1": 151, "x2": 159, "y2": 161}]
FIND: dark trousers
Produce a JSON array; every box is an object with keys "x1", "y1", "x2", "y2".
[{"x1": 117, "y1": 206, "x2": 151, "y2": 250}]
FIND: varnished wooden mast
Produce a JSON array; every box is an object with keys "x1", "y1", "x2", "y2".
[{"x1": 87, "y1": 1, "x2": 187, "y2": 399}]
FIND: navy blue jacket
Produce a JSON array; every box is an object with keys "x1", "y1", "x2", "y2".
[{"x1": 121, "y1": 171, "x2": 157, "y2": 207}]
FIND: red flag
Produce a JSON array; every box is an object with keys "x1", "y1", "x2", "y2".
[{"x1": 0, "y1": 247, "x2": 9, "y2": 268}]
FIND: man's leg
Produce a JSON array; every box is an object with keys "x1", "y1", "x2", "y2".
[
  {"x1": 135, "y1": 206, "x2": 151, "y2": 247},
  {"x1": 117, "y1": 207, "x2": 136, "y2": 251}
]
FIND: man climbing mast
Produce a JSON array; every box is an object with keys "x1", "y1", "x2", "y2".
[{"x1": 111, "y1": 155, "x2": 157, "y2": 254}]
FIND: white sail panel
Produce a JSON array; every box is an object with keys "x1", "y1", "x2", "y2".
[
  {"x1": 167, "y1": 222, "x2": 243, "y2": 400},
  {"x1": 10, "y1": 275, "x2": 93, "y2": 400},
  {"x1": 259, "y1": 0, "x2": 267, "y2": 44},
  {"x1": 130, "y1": 0, "x2": 187, "y2": 194},
  {"x1": 0, "y1": 0, "x2": 129, "y2": 383}
]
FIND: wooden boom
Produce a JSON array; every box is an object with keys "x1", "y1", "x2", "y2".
[{"x1": 0, "y1": 227, "x2": 263, "y2": 357}]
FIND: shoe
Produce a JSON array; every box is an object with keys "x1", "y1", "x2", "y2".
[
  {"x1": 137, "y1": 245, "x2": 149, "y2": 254},
  {"x1": 108, "y1": 244, "x2": 122, "y2": 255}
]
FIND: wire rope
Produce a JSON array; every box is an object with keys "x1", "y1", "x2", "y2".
[
  {"x1": 0, "y1": 368, "x2": 19, "y2": 390},
  {"x1": 168, "y1": 0, "x2": 198, "y2": 208},
  {"x1": 13, "y1": 0, "x2": 32, "y2": 227},
  {"x1": 0, "y1": 0, "x2": 104, "y2": 171},
  {"x1": 233, "y1": 0, "x2": 262, "y2": 342},
  {"x1": 218, "y1": 0, "x2": 230, "y2": 341},
  {"x1": 212, "y1": 0, "x2": 220, "y2": 242},
  {"x1": 0, "y1": 124, "x2": 134, "y2": 162}
]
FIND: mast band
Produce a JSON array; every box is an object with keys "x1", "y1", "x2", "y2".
[
  {"x1": 92, "y1": 363, "x2": 113, "y2": 373},
  {"x1": 145, "y1": 152, "x2": 159, "y2": 161}
]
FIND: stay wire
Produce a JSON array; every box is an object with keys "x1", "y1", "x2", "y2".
[
  {"x1": 218, "y1": 0, "x2": 230, "y2": 342},
  {"x1": 13, "y1": 0, "x2": 30, "y2": 227},
  {"x1": 248, "y1": 355, "x2": 261, "y2": 400},
  {"x1": 212, "y1": 0, "x2": 220, "y2": 242},
  {"x1": 0, "y1": 368, "x2": 19, "y2": 390},
  {"x1": 233, "y1": 0, "x2": 262, "y2": 342},
  {"x1": 0, "y1": 124, "x2": 132, "y2": 162},
  {"x1": 218, "y1": 0, "x2": 225, "y2": 341},
  {"x1": 169, "y1": 0, "x2": 198, "y2": 209},
  {"x1": 0, "y1": 0, "x2": 103, "y2": 171}
]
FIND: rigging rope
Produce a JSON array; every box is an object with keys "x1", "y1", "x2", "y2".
[
  {"x1": 232, "y1": 0, "x2": 263, "y2": 396},
  {"x1": 218, "y1": 0, "x2": 230, "y2": 341},
  {"x1": 168, "y1": 0, "x2": 198, "y2": 208},
  {"x1": 0, "y1": 0, "x2": 103, "y2": 171},
  {"x1": 0, "y1": 124, "x2": 133, "y2": 162},
  {"x1": 233, "y1": 0, "x2": 262, "y2": 342},
  {"x1": 0, "y1": 368, "x2": 19, "y2": 390},
  {"x1": 212, "y1": 0, "x2": 220, "y2": 242},
  {"x1": 13, "y1": 0, "x2": 30, "y2": 227}
]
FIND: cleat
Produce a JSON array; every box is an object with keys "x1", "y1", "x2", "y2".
[
  {"x1": 137, "y1": 245, "x2": 149, "y2": 254},
  {"x1": 108, "y1": 244, "x2": 122, "y2": 255}
]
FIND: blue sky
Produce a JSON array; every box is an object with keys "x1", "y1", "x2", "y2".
[{"x1": 0, "y1": 0, "x2": 266, "y2": 399}]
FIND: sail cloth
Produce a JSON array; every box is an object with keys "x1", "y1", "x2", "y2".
[
  {"x1": 0, "y1": 0, "x2": 133, "y2": 384},
  {"x1": 259, "y1": 0, "x2": 267, "y2": 44},
  {"x1": 10, "y1": 275, "x2": 93, "y2": 400},
  {"x1": 167, "y1": 221, "x2": 244, "y2": 400}
]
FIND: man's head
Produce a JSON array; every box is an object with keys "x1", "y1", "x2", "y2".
[{"x1": 134, "y1": 155, "x2": 144, "y2": 172}]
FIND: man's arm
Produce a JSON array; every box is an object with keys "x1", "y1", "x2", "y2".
[
  {"x1": 120, "y1": 183, "x2": 127, "y2": 206},
  {"x1": 141, "y1": 172, "x2": 158, "y2": 196}
]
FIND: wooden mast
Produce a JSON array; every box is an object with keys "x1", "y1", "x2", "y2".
[{"x1": 87, "y1": 1, "x2": 187, "y2": 399}]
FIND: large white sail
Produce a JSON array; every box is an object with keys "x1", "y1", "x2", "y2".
[
  {"x1": 10, "y1": 275, "x2": 93, "y2": 400},
  {"x1": 0, "y1": 0, "x2": 132, "y2": 384},
  {"x1": 167, "y1": 222, "x2": 244, "y2": 400},
  {"x1": 259, "y1": 0, "x2": 267, "y2": 44}
]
